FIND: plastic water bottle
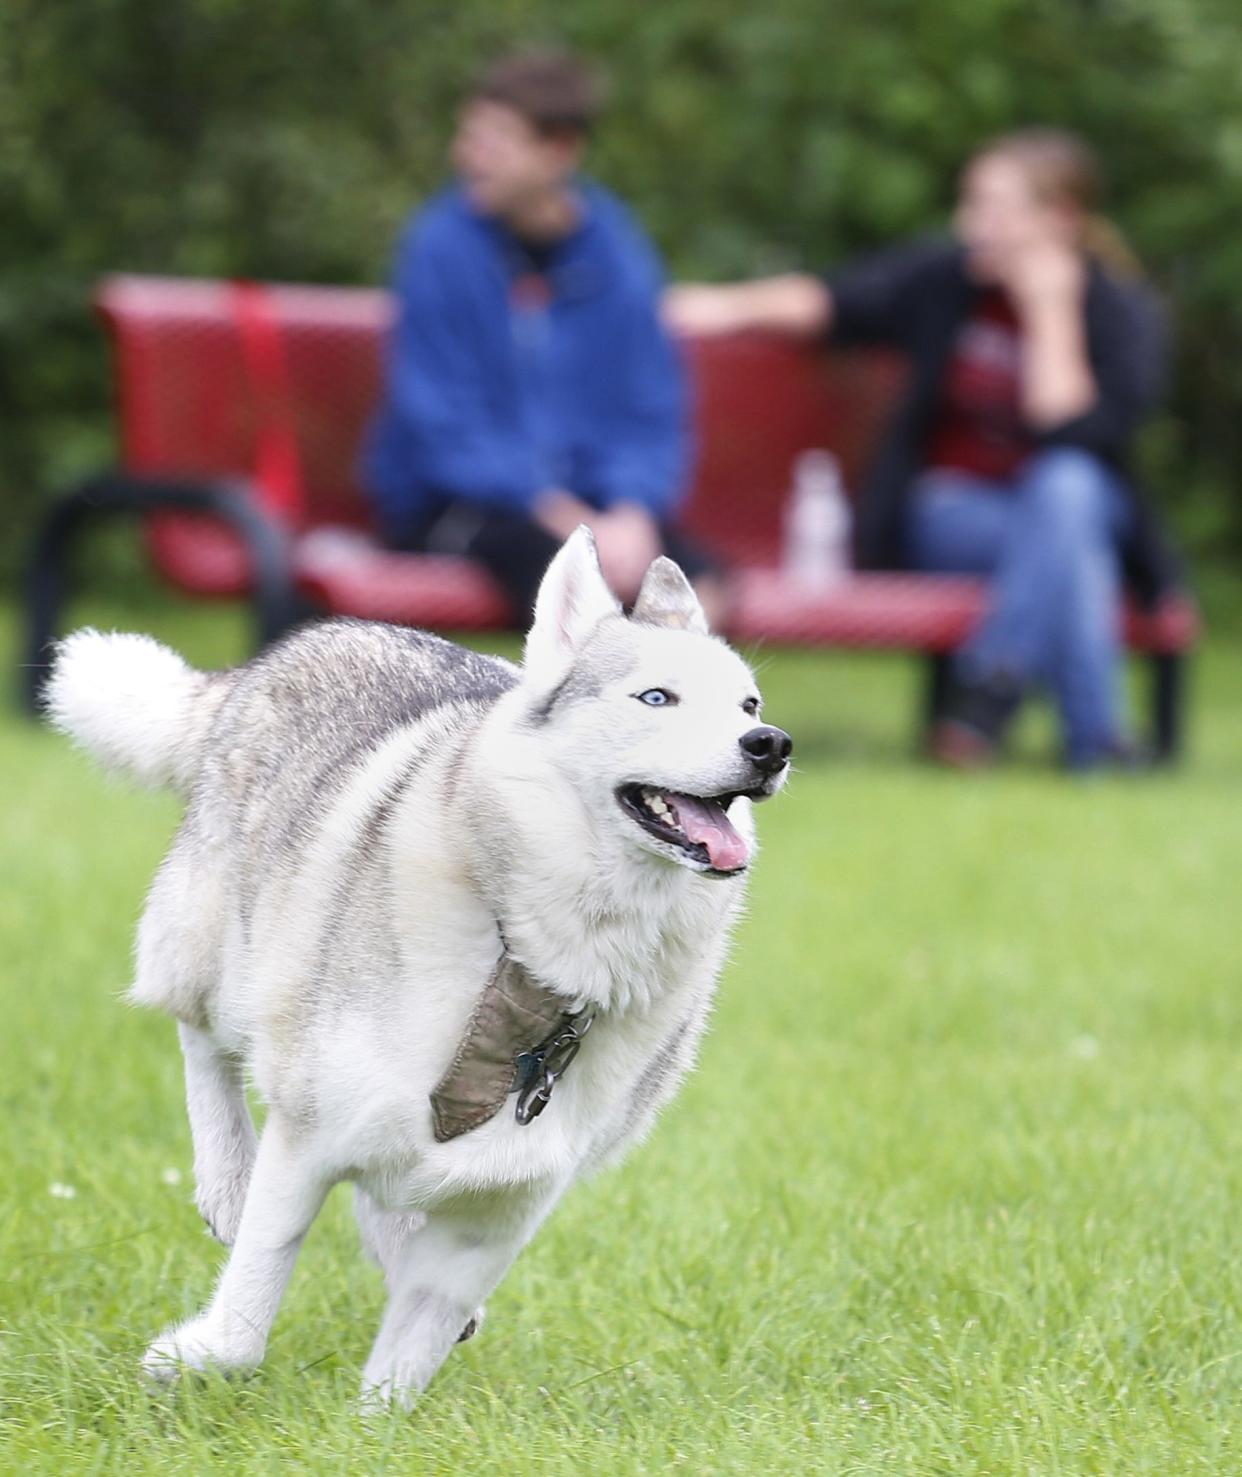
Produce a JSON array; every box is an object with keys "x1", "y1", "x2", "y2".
[{"x1": 783, "y1": 449, "x2": 852, "y2": 587}]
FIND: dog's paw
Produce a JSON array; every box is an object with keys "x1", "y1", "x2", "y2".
[
  {"x1": 194, "y1": 1164, "x2": 252, "y2": 1247},
  {"x1": 358, "y1": 1376, "x2": 414, "y2": 1416},
  {"x1": 456, "y1": 1306, "x2": 486, "y2": 1343},
  {"x1": 141, "y1": 1314, "x2": 263, "y2": 1384}
]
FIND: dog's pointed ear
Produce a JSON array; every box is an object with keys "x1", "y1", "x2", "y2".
[
  {"x1": 630, "y1": 556, "x2": 709, "y2": 634},
  {"x1": 524, "y1": 526, "x2": 621, "y2": 686}
]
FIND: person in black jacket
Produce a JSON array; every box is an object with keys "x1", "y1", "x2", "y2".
[{"x1": 667, "y1": 129, "x2": 1178, "y2": 770}]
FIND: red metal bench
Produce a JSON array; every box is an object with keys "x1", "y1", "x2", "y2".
[{"x1": 24, "y1": 274, "x2": 1198, "y2": 755}]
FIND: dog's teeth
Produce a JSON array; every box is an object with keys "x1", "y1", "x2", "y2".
[{"x1": 635, "y1": 786, "x2": 673, "y2": 821}]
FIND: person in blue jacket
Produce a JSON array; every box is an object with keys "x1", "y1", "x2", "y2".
[{"x1": 364, "y1": 49, "x2": 713, "y2": 620}]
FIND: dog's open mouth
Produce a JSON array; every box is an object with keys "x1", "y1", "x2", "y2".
[{"x1": 617, "y1": 784, "x2": 759, "y2": 874}]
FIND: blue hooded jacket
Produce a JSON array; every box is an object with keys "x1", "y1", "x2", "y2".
[{"x1": 363, "y1": 181, "x2": 690, "y2": 539}]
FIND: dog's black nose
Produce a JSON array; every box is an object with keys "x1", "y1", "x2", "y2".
[{"x1": 739, "y1": 724, "x2": 793, "y2": 774}]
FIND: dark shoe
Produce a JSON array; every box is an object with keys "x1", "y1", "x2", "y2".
[
  {"x1": 929, "y1": 718, "x2": 997, "y2": 769},
  {"x1": 927, "y1": 674, "x2": 1022, "y2": 770}
]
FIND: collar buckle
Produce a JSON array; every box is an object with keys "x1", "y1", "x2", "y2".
[{"x1": 514, "y1": 1010, "x2": 595, "y2": 1125}]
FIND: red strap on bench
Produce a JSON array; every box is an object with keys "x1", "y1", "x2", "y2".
[{"x1": 231, "y1": 280, "x2": 306, "y2": 524}]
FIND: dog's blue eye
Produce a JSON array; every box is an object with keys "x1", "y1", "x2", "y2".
[
  {"x1": 636, "y1": 688, "x2": 676, "y2": 707},
  {"x1": 742, "y1": 696, "x2": 760, "y2": 717}
]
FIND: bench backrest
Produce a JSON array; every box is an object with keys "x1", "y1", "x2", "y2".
[{"x1": 97, "y1": 274, "x2": 906, "y2": 581}]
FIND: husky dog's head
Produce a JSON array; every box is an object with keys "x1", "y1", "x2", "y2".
[{"x1": 519, "y1": 527, "x2": 791, "y2": 879}]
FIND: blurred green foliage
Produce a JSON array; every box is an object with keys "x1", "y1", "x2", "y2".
[{"x1": 3, "y1": 0, "x2": 1242, "y2": 573}]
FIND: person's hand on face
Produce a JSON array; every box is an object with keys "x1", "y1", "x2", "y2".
[
  {"x1": 956, "y1": 151, "x2": 1084, "y2": 312},
  {"x1": 1000, "y1": 238, "x2": 1086, "y2": 316}
]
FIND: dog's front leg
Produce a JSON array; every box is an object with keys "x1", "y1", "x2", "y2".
[
  {"x1": 359, "y1": 1185, "x2": 557, "y2": 1411},
  {"x1": 143, "y1": 1113, "x2": 330, "y2": 1382}
]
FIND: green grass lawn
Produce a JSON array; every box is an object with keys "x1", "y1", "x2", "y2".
[{"x1": 2, "y1": 591, "x2": 1241, "y2": 1474}]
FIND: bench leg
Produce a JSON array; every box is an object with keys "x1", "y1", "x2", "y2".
[
  {"x1": 1149, "y1": 651, "x2": 1187, "y2": 765},
  {"x1": 21, "y1": 473, "x2": 296, "y2": 715}
]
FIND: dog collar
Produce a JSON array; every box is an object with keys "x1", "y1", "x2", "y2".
[{"x1": 430, "y1": 952, "x2": 594, "y2": 1143}]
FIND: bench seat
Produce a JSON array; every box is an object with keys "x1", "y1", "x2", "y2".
[{"x1": 22, "y1": 273, "x2": 1200, "y2": 757}]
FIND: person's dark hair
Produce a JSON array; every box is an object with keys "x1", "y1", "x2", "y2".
[
  {"x1": 972, "y1": 126, "x2": 1142, "y2": 277},
  {"x1": 471, "y1": 49, "x2": 606, "y2": 138}
]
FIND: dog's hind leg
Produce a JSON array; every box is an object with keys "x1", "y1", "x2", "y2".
[
  {"x1": 353, "y1": 1190, "x2": 484, "y2": 1342},
  {"x1": 143, "y1": 1112, "x2": 330, "y2": 1381},
  {"x1": 353, "y1": 1188, "x2": 427, "y2": 1287},
  {"x1": 179, "y1": 1023, "x2": 258, "y2": 1248},
  {"x1": 359, "y1": 1187, "x2": 558, "y2": 1409}
]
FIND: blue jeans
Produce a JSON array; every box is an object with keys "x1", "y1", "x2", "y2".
[{"x1": 907, "y1": 448, "x2": 1132, "y2": 766}]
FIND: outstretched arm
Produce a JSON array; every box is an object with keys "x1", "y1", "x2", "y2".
[{"x1": 663, "y1": 273, "x2": 833, "y2": 338}]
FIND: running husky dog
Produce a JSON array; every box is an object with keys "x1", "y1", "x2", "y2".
[{"x1": 47, "y1": 528, "x2": 791, "y2": 1407}]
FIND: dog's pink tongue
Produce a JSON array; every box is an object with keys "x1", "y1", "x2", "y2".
[{"x1": 671, "y1": 795, "x2": 750, "y2": 872}]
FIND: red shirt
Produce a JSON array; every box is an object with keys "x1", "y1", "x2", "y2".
[{"x1": 924, "y1": 288, "x2": 1033, "y2": 481}]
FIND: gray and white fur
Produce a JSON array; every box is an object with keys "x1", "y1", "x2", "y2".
[{"x1": 45, "y1": 528, "x2": 790, "y2": 1408}]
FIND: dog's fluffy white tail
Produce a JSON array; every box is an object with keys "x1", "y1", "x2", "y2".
[{"x1": 45, "y1": 629, "x2": 226, "y2": 794}]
